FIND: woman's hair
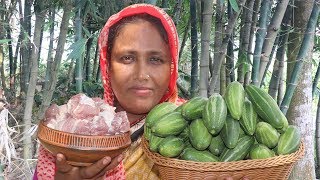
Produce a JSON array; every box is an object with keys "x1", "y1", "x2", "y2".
[{"x1": 107, "y1": 13, "x2": 169, "y2": 59}]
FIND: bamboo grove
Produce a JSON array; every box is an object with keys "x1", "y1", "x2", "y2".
[{"x1": 0, "y1": 0, "x2": 319, "y2": 179}]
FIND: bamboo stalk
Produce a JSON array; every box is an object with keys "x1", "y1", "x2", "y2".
[
  {"x1": 210, "y1": 0, "x2": 225, "y2": 94},
  {"x1": 248, "y1": 0, "x2": 261, "y2": 73},
  {"x1": 178, "y1": 18, "x2": 190, "y2": 62},
  {"x1": 251, "y1": 0, "x2": 271, "y2": 86},
  {"x1": 75, "y1": 0, "x2": 83, "y2": 92},
  {"x1": 23, "y1": 0, "x2": 48, "y2": 159},
  {"x1": 268, "y1": 6, "x2": 291, "y2": 100},
  {"x1": 237, "y1": 0, "x2": 254, "y2": 85},
  {"x1": 199, "y1": 0, "x2": 214, "y2": 97},
  {"x1": 280, "y1": 0, "x2": 320, "y2": 114},
  {"x1": 312, "y1": 61, "x2": 320, "y2": 97},
  {"x1": 261, "y1": 36, "x2": 279, "y2": 86},
  {"x1": 92, "y1": 41, "x2": 99, "y2": 81},
  {"x1": 316, "y1": 95, "x2": 320, "y2": 178},
  {"x1": 269, "y1": 32, "x2": 288, "y2": 100},
  {"x1": 37, "y1": 0, "x2": 72, "y2": 120},
  {"x1": 190, "y1": 0, "x2": 199, "y2": 97},
  {"x1": 226, "y1": 39, "x2": 234, "y2": 84},
  {"x1": 258, "y1": 0, "x2": 290, "y2": 86},
  {"x1": 209, "y1": 0, "x2": 247, "y2": 91},
  {"x1": 0, "y1": 164, "x2": 4, "y2": 180},
  {"x1": 173, "y1": 0, "x2": 183, "y2": 26}
]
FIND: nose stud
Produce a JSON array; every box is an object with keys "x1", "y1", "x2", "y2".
[
  {"x1": 138, "y1": 74, "x2": 150, "y2": 81},
  {"x1": 144, "y1": 75, "x2": 150, "y2": 80}
]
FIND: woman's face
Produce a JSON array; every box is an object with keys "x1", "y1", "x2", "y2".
[{"x1": 110, "y1": 20, "x2": 171, "y2": 115}]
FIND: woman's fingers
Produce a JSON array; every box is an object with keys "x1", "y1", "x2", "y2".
[
  {"x1": 55, "y1": 153, "x2": 73, "y2": 173},
  {"x1": 93, "y1": 154, "x2": 124, "y2": 178},
  {"x1": 79, "y1": 156, "x2": 112, "y2": 178}
]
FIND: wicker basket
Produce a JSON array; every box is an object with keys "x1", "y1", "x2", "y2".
[
  {"x1": 142, "y1": 137, "x2": 304, "y2": 180},
  {"x1": 37, "y1": 121, "x2": 131, "y2": 166}
]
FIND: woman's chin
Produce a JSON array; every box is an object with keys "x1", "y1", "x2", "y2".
[{"x1": 127, "y1": 103, "x2": 155, "y2": 114}]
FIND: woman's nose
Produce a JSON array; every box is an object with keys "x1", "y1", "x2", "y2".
[{"x1": 136, "y1": 59, "x2": 150, "y2": 81}]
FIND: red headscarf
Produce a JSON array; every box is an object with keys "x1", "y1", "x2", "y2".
[
  {"x1": 98, "y1": 3, "x2": 179, "y2": 105},
  {"x1": 35, "y1": 4, "x2": 181, "y2": 180}
]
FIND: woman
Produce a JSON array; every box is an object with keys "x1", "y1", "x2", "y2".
[{"x1": 34, "y1": 3, "x2": 183, "y2": 179}]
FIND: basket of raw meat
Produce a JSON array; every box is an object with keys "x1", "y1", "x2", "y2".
[{"x1": 37, "y1": 93, "x2": 131, "y2": 166}]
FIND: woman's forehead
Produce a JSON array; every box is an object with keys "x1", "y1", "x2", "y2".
[{"x1": 112, "y1": 22, "x2": 170, "y2": 55}]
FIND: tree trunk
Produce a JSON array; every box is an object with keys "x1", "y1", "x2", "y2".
[
  {"x1": 209, "y1": 0, "x2": 247, "y2": 91},
  {"x1": 251, "y1": 0, "x2": 271, "y2": 86},
  {"x1": 199, "y1": 0, "x2": 213, "y2": 97},
  {"x1": 258, "y1": 0, "x2": 290, "y2": 85},
  {"x1": 286, "y1": 1, "x2": 317, "y2": 179},
  {"x1": 190, "y1": 0, "x2": 199, "y2": 97},
  {"x1": 37, "y1": 0, "x2": 73, "y2": 120},
  {"x1": 23, "y1": 0, "x2": 48, "y2": 159}
]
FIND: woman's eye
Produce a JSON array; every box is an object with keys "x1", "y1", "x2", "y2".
[
  {"x1": 150, "y1": 57, "x2": 163, "y2": 64},
  {"x1": 120, "y1": 56, "x2": 134, "y2": 63}
]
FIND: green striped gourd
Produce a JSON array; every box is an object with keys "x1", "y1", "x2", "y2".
[
  {"x1": 208, "y1": 134, "x2": 225, "y2": 156},
  {"x1": 277, "y1": 125, "x2": 301, "y2": 155},
  {"x1": 145, "y1": 102, "x2": 177, "y2": 127},
  {"x1": 203, "y1": 93, "x2": 227, "y2": 135},
  {"x1": 245, "y1": 85, "x2": 288, "y2": 130},
  {"x1": 151, "y1": 111, "x2": 187, "y2": 137},
  {"x1": 181, "y1": 97, "x2": 208, "y2": 120},
  {"x1": 249, "y1": 144, "x2": 275, "y2": 159},
  {"x1": 149, "y1": 134, "x2": 164, "y2": 152},
  {"x1": 225, "y1": 81, "x2": 245, "y2": 120},
  {"x1": 158, "y1": 136, "x2": 185, "y2": 158},
  {"x1": 178, "y1": 126, "x2": 190, "y2": 143},
  {"x1": 189, "y1": 119, "x2": 212, "y2": 150},
  {"x1": 220, "y1": 135, "x2": 254, "y2": 162},
  {"x1": 144, "y1": 124, "x2": 152, "y2": 141},
  {"x1": 240, "y1": 99, "x2": 257, "y2": 135},
  {"x1": 220, "y1": 116, "x2": 240, "y2": 149},
  {"x1": 181, "y1": 148, "x2": 219, "y2": 162},
  {"x1": 255, "y1": 122, "x2": 280, "y2": 149}
]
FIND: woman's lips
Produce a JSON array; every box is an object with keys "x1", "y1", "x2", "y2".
[{"x1": 130, "y1": 86, "x2": 153, "y2": 96}]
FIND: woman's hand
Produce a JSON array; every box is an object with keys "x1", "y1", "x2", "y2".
[{"x1": 54, "y1": 153, "x2": 123, "y2": 180}]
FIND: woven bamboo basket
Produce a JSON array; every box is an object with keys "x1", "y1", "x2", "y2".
[
  {"x1": 142, "y1": 137, "x2": 304, "y2": 180},
  {"x1": 37, "y1": 121, "x2": 131, "y2": 166}
]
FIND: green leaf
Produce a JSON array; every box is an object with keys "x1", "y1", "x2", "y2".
[
  {"x1": 82, "y1": 27, "x2": 91, "y2": 37},
  {"x1": 145, "y1": 0, "x2": 158, "y2": 5},
  {"x1": 67, "y1": 38, "x2": 87, "y2": 60},
  {"x1": 229, "y1": 0, "x2": 240, "y2": 13},
  {"x1": 0, "y1": 39, "x2": 12, "y2": 44}
]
